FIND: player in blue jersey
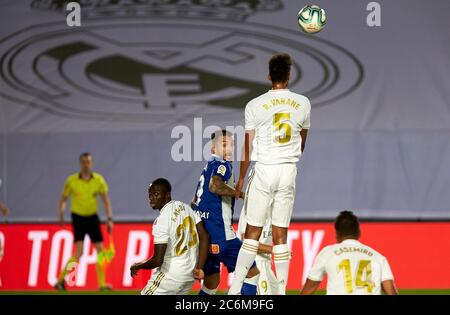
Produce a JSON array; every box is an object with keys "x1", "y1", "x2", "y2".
[{"x1": 192, "y1": 130, "x2": 260, "y2": 295}]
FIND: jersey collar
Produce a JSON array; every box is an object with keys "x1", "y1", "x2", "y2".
[
  {"x1": 340, "y1": 239, "x2": 361, "y2": 245},
  {"x1": 210, "y1": 154, "x2": 225, "y2": 162},
  {"x1": 268, "y1": 88, "x2": 290, "y2": 92},
  {"x1": 78, "y1": 172, "x2": 94, "y2": 180}
]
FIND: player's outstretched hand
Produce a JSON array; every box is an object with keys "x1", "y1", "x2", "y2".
[
  {"x1": 130, "y1": 263, "x2": 140, "y2": 278},
  {"x1": 194, "y1": 268, "x2": 204, "y2": 281}
]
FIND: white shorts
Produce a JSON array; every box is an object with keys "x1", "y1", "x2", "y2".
[
  {"x1": 245, "y1": 163, "x2": 297, "y2": 228},
  {"x1": 141, "y1": 271, "x2": 195, "y2": 295},
  {"x1": 256, "y1": 258, "x2": 279, "y2": 295}
]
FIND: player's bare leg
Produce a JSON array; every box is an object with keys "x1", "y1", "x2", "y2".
[
  {"x1": 228, "y1": 224, "x2": 263, "y2": 294},
  {"x1": 55, "y1": 241, "x2": 83, "y2": 291},
  {"x1": 272, "y1": 225, "x2": 290, "y2": 294},
  {"x1": 199, "y1": 273, "x2": 220, "y2": 295}
]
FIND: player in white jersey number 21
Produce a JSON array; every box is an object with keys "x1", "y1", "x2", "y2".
[
  {"x1": 130, "y1": 178, "x2": 209, "y2": 295},
  {"x1": 301, "y1": 211, "x2": 398, "y2": 295},
  {"x1": 230, "y1": 53, "x2": 311, "y2": 295}
]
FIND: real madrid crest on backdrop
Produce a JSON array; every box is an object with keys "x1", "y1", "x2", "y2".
[{"x1": 0, "y1": 0, "x2": 363, "y2": 123}]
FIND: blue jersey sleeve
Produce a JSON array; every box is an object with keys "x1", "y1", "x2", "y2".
[{"x1": 211, "y1": 161, "x2": 232, "y2": 182}]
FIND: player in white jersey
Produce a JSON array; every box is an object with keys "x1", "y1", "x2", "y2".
[
  {"x1": 238, "y1": 207, "x2": 278, "y2": 295},
  {"x1": 130, "y1": 178, "x2": 210, "y2": 295},
  {"x1": 301, "y1": 211, "x2": 398, "y2": 295},
  {"x1": 230, "y1": 53, "x2": 311, "y2": 295}
]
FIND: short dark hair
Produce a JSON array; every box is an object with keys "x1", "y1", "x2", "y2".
[
  {"x1": 211, "y1": 129, "x2": 233, "y2": 143},
  {"x1": 334, "y1": 211, "x2": 361, "y2": 238},
  {"x1": 269, "y1": 53, "x2": 292, "y2": 83},
  {"x1": 79, "y1": 152, "x2": 91, "y2": 161},
  {"x1": 149, "y1": 178, "x2": 172, "y2": 194}
]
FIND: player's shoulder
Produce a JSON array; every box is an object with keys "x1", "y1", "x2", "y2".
[
  {"x1": 178, "y1": 200, "x2": 193, "y2": 211},
  {"x1": 172, "y1": 200, "x2": 200, "y2": 221},
  {"x1": 169, "y1": 200, "x2": 193, "y2": 213},
  {"x1": 363, "y1": 243, "x2": 387, "y2": 260},
  {"x1": 289, "y1": 92, "x2": 311, "y2": 109},
  {"x1": 246, "y1": 91, "x2": 271, "y2": 108},
  {"x1": 316, "y1": 244, "x2": 336, "y2": 257},
  {"x1": 156, "y1": 201, "x2": 176, "y2": 223}
]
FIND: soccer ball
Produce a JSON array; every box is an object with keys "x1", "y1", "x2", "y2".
[{"x1": 297, "y1": 5, "x2": 327, "y2": 34}]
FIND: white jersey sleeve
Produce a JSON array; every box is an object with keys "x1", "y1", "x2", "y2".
[
  {"x1": 307, "y1": 246, "x2": 329, "y2": 281},
  {"x1": 152, "y1": 209, "x2": 170, "y2": 245},
  {"x1": 245, "y1": 102, "x2": 256, "y2": 130},
  {"x1": 302, "y1": 100, "x2": 311, "y2": 129},
  {"x1": 189, "y1": 205, "x2": 202, "y2": 225},
  {"x1": 381, "y1": 256, "x2": 394, "y2": 281}
]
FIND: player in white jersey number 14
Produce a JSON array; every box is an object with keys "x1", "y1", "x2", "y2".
[
  {"x1": 301, "y1": 211, "x2": 398, "y2": 295},
  {"x1": 230, "y1": 53, "x2": 311, "y2": 295},
  {"x1": 130, "y1": 178, "x2": 209, "y2": 295}
]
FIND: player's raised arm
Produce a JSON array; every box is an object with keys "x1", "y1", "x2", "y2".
[
  {"x1": 194, "y1": 220, "x2": 210, "y2": 280},
  {"x1": 209, "y1": 175, "x2": 244, "y2": 199},
  {"x1": 235, "y1": 129, "x2": 255, "y2": 199},
  {"x1": 130, "y1": 243, "x2": 167, "y2": 277}
]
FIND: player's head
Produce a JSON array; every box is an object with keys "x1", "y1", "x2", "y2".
[
  {"x1": 334, "y1": 210, "x2": 361, "y2": 242},
  {"x1": 268, "y1": 53, "x2": 292, "y2": 85},
  {"x1": 148, "y1": 178, "x2": 172, "y2": 211},
  {"x1": 79, "y1": 152, "x2": 93, "y2": 173},
  {"x1": 211, "y1": 129, "x2": 234, "y2": 161}
]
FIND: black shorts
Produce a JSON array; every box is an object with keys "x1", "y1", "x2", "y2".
[{"x1": 71, "y1": 213, "x2": 103, "y2": 243}]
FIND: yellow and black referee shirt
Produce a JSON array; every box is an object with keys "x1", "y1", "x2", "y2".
[{"x1": 63, "y1": 172, "x2": 109, "y2": 217}]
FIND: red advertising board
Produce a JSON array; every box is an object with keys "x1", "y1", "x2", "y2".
[{"x1": 0, "y1": 222, "x2": 449, "y2": 291}]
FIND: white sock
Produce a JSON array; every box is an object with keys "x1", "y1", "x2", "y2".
[
  {"x1": 228, "y1": 239, "x2": 259, "y2": 295},
  {"x1": 244, "y1": 273, "x2": 260, "y2": 285},
  {"x1": 273, "y1": 244, "x2": 290, "y2": 295}
]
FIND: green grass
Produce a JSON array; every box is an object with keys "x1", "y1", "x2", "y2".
[{"x1": 1, "y1": 289, "x2": 449, "y2": 295}]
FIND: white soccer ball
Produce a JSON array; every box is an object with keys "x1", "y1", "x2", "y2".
[{"x1": 297, "y1": 5, "x2": 327, "y2": 34}]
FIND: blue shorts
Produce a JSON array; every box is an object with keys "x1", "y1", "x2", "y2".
[{"x1": 204, "y1": 237, "x2": 256, "y2": 276}]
